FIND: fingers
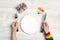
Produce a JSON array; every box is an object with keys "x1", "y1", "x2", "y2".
[
  {"x1": 14, "y1": 21, "x2": 18, "y2": 27},
  {"x1": 12, "y1": 21, "x2": 18, "y2": 27},
  {"x1": 14, "y1": 22, "x2": 16, "y2": 27},
  {"x1": 43, "y1": 22, "x2": 49, "y2": 27},
  {"x1": 42, "y1": 22, "x2": 49, "y2": 33}
]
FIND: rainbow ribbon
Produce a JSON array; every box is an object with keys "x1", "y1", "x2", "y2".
[{"x1": 37, "y1": 8, "x2": 44, "y2": 14}]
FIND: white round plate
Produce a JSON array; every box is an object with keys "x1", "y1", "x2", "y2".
[{"x1": 20, "y1": 14, "x2": 39, "y2": 34}]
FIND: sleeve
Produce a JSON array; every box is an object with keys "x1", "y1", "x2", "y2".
[{"x1": 45, "y1": 32, "x2": 54, "y2": 40}]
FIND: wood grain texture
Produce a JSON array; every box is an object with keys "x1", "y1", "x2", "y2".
[{"x1": 0, "y1": 0, "x2": 60, "y2": 40}]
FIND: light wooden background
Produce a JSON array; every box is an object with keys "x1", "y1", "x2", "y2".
[{"x1": 0, "y1": 0, "x2": 60, "y2": 40}]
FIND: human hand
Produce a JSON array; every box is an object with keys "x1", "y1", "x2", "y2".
[
  {"x1": 11, "y1": 21, "x2": 18, "y2": 32},
  {"x1": 42, "y1": 22, "x2": 49, "y2": 33}
]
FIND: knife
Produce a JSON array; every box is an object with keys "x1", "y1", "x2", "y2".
[{"x1": 40, "y1": 13, "x2": 47, "y2": 33}]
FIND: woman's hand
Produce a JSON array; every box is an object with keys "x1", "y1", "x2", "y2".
[
  {"x1": 11, "y1": 21, "x2": 18, "y2": 40},
  {"x1": 11, "y1": 21, "x2": 18, "y2": 32},
  {"x1": 43, "y1": 22, "x2": 49, "y2": 33}
]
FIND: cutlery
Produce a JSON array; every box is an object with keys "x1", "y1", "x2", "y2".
[
  {"x1": 15, "y1": 14, "x2": 18, "y2": 32},
  {"x1": 40, "y1": 13, "x2": 47, "y2": 33}
]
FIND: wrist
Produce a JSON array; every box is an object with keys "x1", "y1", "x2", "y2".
[
  {"x1": 44, "y1": 29, "x2": 49, "y2": 33},
  {"x1": 12, "y1": 29, "x2": 17, "y2": 32},
  {"x1": 12, "y1": 30, "x2": 16, "y2": 33},
  {"x1": 45, "y1": 31, "x2": 50, "y2": 34},
  {"x1": 45, "y1": 31, "x2": 49, "y2": 33}
]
